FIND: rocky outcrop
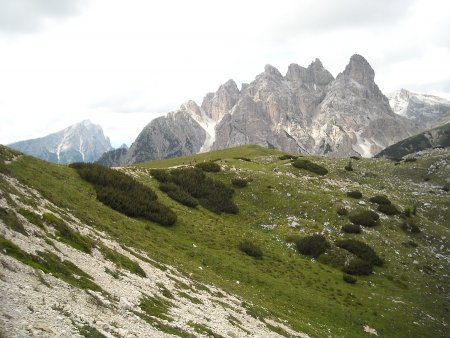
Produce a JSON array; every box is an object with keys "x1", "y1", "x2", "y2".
[
  {"x1": 388, "y1": 89, "x2": 450, "y2": 129},
  {"x1": 8, "y1": 120, "x2": 113, "y2": 164}
]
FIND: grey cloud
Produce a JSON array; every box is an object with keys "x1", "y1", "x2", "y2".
[
  {"x1": 0, "y1": 0, "x2": 88, "y2": 33},
  {"x1": 281, "y1": 0, "x2": 417, "y2": 34}
]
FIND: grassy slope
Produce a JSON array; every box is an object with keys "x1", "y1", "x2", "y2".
[{"x1": 5, "y1": 145, "x2": 449, "y2": 338}]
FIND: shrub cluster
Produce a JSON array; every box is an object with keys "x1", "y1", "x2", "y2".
[
  {"x1": 292, "y1": 159, "x2": 328, "y2": 175},
  {"x1": 377, "y1": 203, "x2": 399, "y2": 215},
  {"x1": 195, "y1": 161, "x2": 221, "y2": 172},
  {"x1": 231, "y1": 178, "x2": 248, "y2": 188},
  {"x1": 369, "y1": 195, "x2": 391, "y2": 205},
  {"x1": 336, "y1": 239, "x2": 383, "y2": 267},
  {"x1": 337, "y1": 207, "x2": 348, "y2": 216},
  {"x1": 279, "y1": 154, "x2": 298, "y2": 160},
  {"x1": 400, "y1": 219, "x2": 421, "y2": 234},
  {"x1": 159, "y1": 183, "x2": 199, "y2": 208},
  {"x1": 343, "y1": 258, "x2": 373, "y2": 275},
  {"x1": 341, "y1": 224, "x2": 361, "y2": 234},
  {"x1": 343, "y1": 273, "x2": 357, "y2": 284},
  {"x1": 346, "y1": 190, "x2": 362, "y2": 199},
  {"x1": 234, "y1": 157, "x2": 251, "y2": 162},
  {"x1": 239, "y1": 241, "x2": 263, "y2": 259},
  {"x1": 344, "y1": 161, "x2": 353, "y2": 171},
  {"x1": 295, "y1": 234, "x2": 330, "y2": 258},
  {"x1": 151, "y1": 167, "x2": 238, "y2": 214},
  {"x1": 70, "y1": 163, "x2": 176, "y2": 226},
  {"x1": 349, "y1": 209, "x2": 380, "y2": 227}
]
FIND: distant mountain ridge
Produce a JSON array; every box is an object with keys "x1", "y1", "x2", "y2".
[
  {"x1": 387, "y1": 89, "x2": 450, "y2": 129},
  {"x1": 375, "y1": 122, "x2": 450, "y2": 159},
  {"x1": 100, "y1": 54, "x2": 434, "y2": 166},
  {"x1": 8, "y1": 120, "x2": 113, "y2": 164}
]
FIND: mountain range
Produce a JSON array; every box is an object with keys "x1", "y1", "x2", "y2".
[
  {"x1": 8, "y1": 120, "x2": 113, "y2": 164},
  {"x1": 98, "y1": 54, "x2": 449, "y2": 166}
]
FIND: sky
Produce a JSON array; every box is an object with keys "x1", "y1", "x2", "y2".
[{"x1": 0, "y1": 0, "x2": 449, "y2": 147}]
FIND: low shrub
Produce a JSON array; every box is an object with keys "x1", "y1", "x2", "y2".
[
  {"x1": 349, "y1": 209, "x2": 379, "y2": 227},
  {"x1": 292, "y1": 159, "x2": 328, "y2": 175},
  {"x1": 346, "y1": 191, "x2": 362, "y2": 199},
  {"x1": 231, "y1": 178, "x2": 248, "y2": 188},
  {"x1": 195, "y1": 161, "x2": 221, "y2": 172},
  {"x1": 337, "y1": 207, "x2": 348, "y2": 216},
  {"x1": 400, "y1": 219, "x2": 421, "y2": 234},
  {"x1": 279, "y1": 154, "x2": 298, "y2": 160},
  {"x1": 234, "y1": 157, "x2": 251, "y2": 162},
  {"x1": 239, "y1": 241, "x2": 263, "y2": 259},
  {"x1": 344, "y1": 161, "x2": 353, "y2": 171},
  {"x1": 377, "y1": 203, "x2": 399, "y2": 215},
  {"x1": 159, "y1": 183, "x2": 198, "y2": 208},
  {"x1": 341, "y1": 224, "x2": 361, "y2": 234},
  {"x1": 150, "y1": 169, "x2": 171, "y2": 183},
  {"x1": 295, "y1": 234, "x2": 330, "y2": 258},
  {"x1": 336, "y1": 239, "x2": 383, "y2": 267},
  {"x1": 70, "y1": 163, "x2": 176, "y2": 226},
  {"x1": 369, "y1": 195, "x2": 391, "y2": 205},
  {"x1": 404, "y1": 158, "x2": 417, "y2": 163},
  {"x1": 343, "y1": 258, "x2": 373, "y2": 275},
  {"x1": 343, "y1": 273, "x2": 357, "y2": 284},
  {"x1": 442, "y1": 184, "x2": 450, "y2": 192},
  {"x1": 350, "y1": 156, "x2": 361, "y2": 160}
]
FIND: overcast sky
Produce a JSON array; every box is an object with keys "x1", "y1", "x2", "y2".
[{"x1": 1, "y1": 0, "x2": 449, "y2": 147}]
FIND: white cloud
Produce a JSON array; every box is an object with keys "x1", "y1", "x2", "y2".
[{"x1": 0, "y1": 0, "x2": 449, "y2": 146}]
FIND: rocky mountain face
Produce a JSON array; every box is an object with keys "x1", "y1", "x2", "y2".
[
  {"x1": 8, "y1": 120, "x2": 113, "y2": 164},
  {"x1": 387, "y1": 89, "x2": 450, "y2": 129},
  {"x1": 100, "y1": 54, "x2": 428, "y2": 166},
  {"x1": 375, "y1": 122, "x2": 450, "y2": 159}
]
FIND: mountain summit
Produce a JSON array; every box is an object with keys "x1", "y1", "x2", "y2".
[
  {"x1": 9, "y1": 120, "x2": 113, "y2": 164},
  {"x1": 99, "y1": 54, "x2": 444, "y2": 166}
]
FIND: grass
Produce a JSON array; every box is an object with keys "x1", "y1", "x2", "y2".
[
  {"x1": 99, "y1": 244, "x2": 146, "y2": 277},
  {"x1": 0, "y1": 235, "x2": 103, "y2": 292},
  {"x1": 0, "y1": 208, "x2": 27, "y2": 236},
  {"x1": 139, "y1": 295, "x2": 173, "y2": 322},
  {"x1": 3, "y1": 146, "x2": 450, "y2": 338}
]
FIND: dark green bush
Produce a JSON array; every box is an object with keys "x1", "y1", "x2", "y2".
[
  {"x1": 231, "y1": 178, "x2": 248, "y2": 188},
  {"x1": 442, "y1": 184, "x2": 449, "y2": 192},
  {"x1": 400, "y1": 219, "x2": 421, "y2": 234},
  {"x1": 159, "y1": 183, "x2": 198, "y2": 208},
  {"x1": 336, "y1": 239, "x2": 383, "y2": 267},
  {"x1": 279, "y1": 154, "x2": 298, "y2": 160},
  {"x1": 343, "y1": 273, "x2": 357, "y2": 284},
  {"x1": 344, "y1": 161, "x2": 353, "y2": 171},
  {"x1": 350, "y1": 156, "x2": 361, "y2": 160},
  {"x1": 341, "y1": 224, "x2": 361, "y2": 234},
  {"x1": 343, "y1": 258, "x2": 373, "y2": 275},
  {"x1": 292, "y1": 159, "x2": 328, "y2": 175},
  {"x1": 195, "y1": 161, "x2": 221, "y2": 172},
  {"x1": 166, "y1": 168, "x2": 238, "y2": 214},
  {"x1": 377, "y1": 203, "x2": 399, "y2": 215},
  {"x1": 295, "y1": 234, "x2": 330, "y2": 258},
  {"x1": 346, "y1": 191, "x2": 362, "y2": 199},
  {"x1": 337, "y1": 207, "x2": 348, "y2": 216},
  {"x1": 234, "y1": 157, "x2": 251, "y2": 162},
  {"x1": 369, "y1": 195, "x2": 391, "y2": 205},
  {"x1": 404, "y1": 158, "x2": 417, "y2": 163},
  {"x1": 349, "y1": 209, "x2": 379, "y2": 227},
  {"x1": 70, "y1": 163, "x2": 176, "y2": 226},
  {"x1": 239, "y1": 241, "x2": 263, "y2": 259},
  {"x1": 150, "y1": 169, "x2": 171, "y2": 183}
]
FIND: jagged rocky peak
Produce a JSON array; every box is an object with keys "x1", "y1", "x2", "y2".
[
  {"x1": 201, "y1": 79, "x2": 240, "y2": 121},
  {"x1": 341, "y1": 54, "x2": 375, "y2": 86},
  {"x1": 264, "y1": 64, "x2": 283, "y2": 78},
  {"x1": 285, "y1": 58, "x2": 334, "y2": 87},
  {"x1": 181, "y1": 100, "x2": 202, "y2": 117}
]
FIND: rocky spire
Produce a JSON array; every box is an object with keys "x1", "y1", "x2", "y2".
[
  {"x1": 201, "y1": 79, "x2": 240, "y2": 121},
  {"x1": 341, "y1": 54, "x2": 375, "y2": 87}
]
